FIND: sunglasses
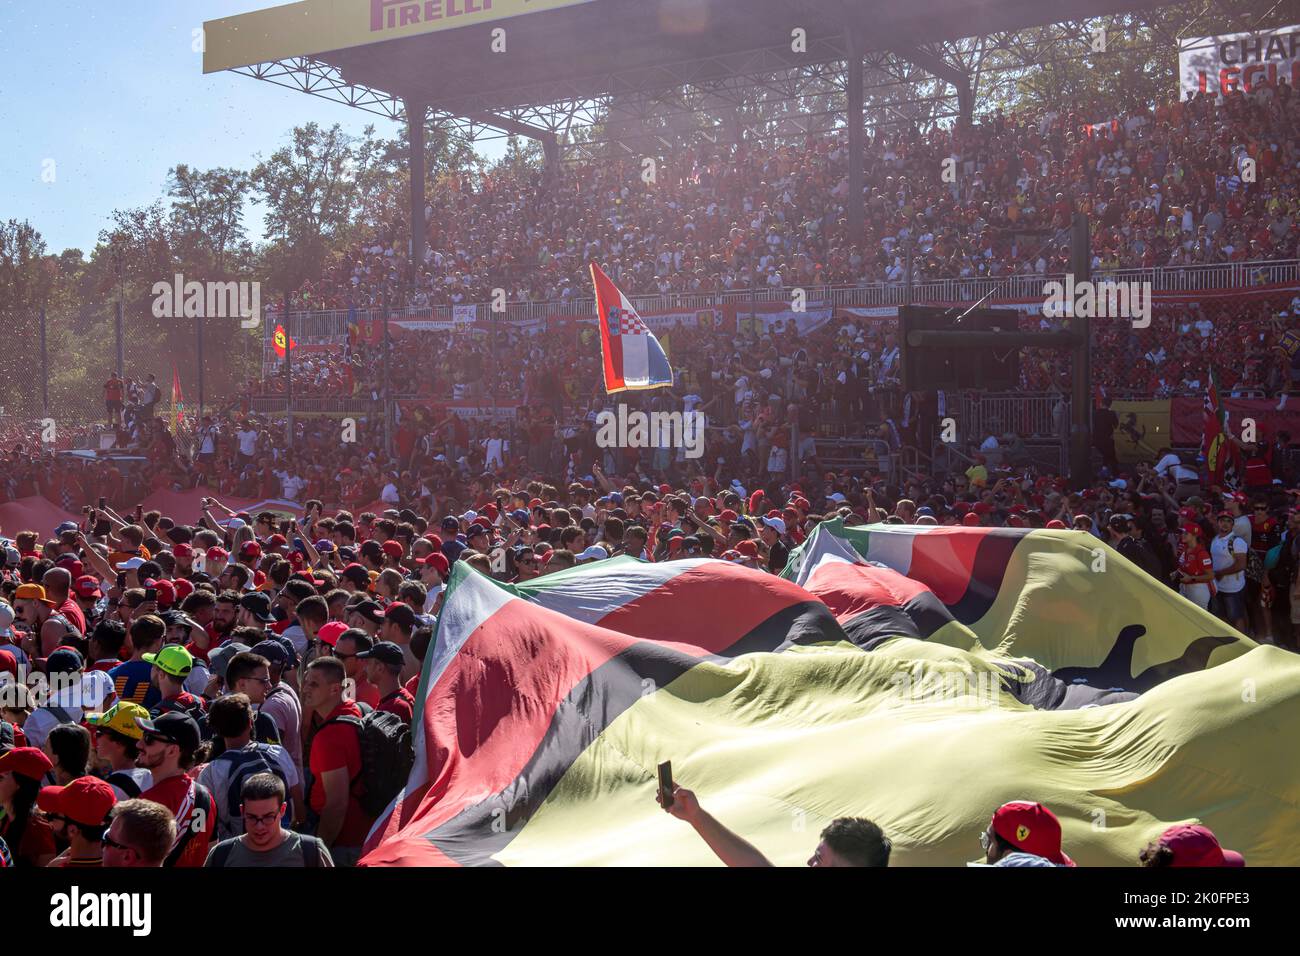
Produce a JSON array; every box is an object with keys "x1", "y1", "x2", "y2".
[
  {"x1": 142, "y1": 734, "x2": 173, "y2": 747},
  {"x1": 102, "y1": 832, "x2": 130, "y2": 851}
]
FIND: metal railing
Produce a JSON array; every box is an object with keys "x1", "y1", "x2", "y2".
[
  {"x1": 962, "y1": 392, "x2": 1070, "y2": 443},
  {"x1": 267, "y1": 258, "x2": 1300, "y2": 339}
]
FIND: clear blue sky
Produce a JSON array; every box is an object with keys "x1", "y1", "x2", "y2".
[{"x1": 1, "y1": 1, "x2": 502, "y2": 256}]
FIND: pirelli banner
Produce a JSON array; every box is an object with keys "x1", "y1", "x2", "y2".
[
  {"x1": 1179, "y1": 25, "x2": 1300, "y2": 99},
  {"x1": 204, "y1": 0, "x2": 596, "y2": 74}
]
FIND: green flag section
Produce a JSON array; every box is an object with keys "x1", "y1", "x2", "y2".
[{"x1": 362, "y1": 523, "x2": 1298, "y2": 866}]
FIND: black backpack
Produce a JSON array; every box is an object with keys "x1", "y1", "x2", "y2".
[
  {"x1": 153, "y1": 695, "x2": 211, "y2": 741},
  {"x1": 325, "y1": 710, "x2": 414, "y2": 818},
  {"x1": 220, "y1": 745, "x2": 291, "y2": 828},
  {"x1": 106, "y1": 770, "x2": 143, "y2": 799}
]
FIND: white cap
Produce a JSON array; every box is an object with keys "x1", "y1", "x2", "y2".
[
  {"x1": 760, "y1": 516, "x2": 787, "y2": 535},
  {"x1": 577, "y1": 545, "x2": 609, "y2": 563},
  {"x1": 0, "y1": 601, "x2": 13, "y2": 637},
  {"x1": 115, "y1": 557, "x2": 146, "y2": 571}
]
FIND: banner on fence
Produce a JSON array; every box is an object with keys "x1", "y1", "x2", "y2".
[{"x1": 1109, "y1": 400, "x2": 1173, "y2": 463}]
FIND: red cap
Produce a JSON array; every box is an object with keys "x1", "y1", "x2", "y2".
[
  {"x1": 206, "y1": 546, "x2": 229, "y2": 563},
  {"x1": 529, "y1": 498, "x2": 543, "y2": 508},
  {"x1": 153, "y1": 580, "x2": 176, "y2": 608},
  {"x1": 289, "y1": 551, "x2": 305, "y2": 568},
  {"x1": 240, "y1": 541, "x2": 262, "y2": 558},
  {"x1": 423, "y1": 534, "x2": 443, "y2": 550},
  {"x1": 482, "y1": 503, "x2": 499, "y2": 520},
  {"x1": 57, "y1": 557, "x2": 85, "y2": 579},
  {"x1": 253, "y1": 570, "x2": 266, "y2": 588},
  {"x1": 267, "y1": 534, "x2": 288, "y2": 547},
  {"x1": 37, "y1": 776, "x2": 117, "y2": 827},
  {"x1": 973, "y1": 502, "x2": 994, "y2": 515},
  {"x1": 735, "y1": 539, "x2": 759, "y2": 558},
  {"x1": 317, "y1": 621, "x2": 348, "y2": 648},
  {"x1": 1045, "y1": 519, "x2": 1067, "y2": 529},
  {"x1": 0, "y1": 650, "x2": 16, "y2": 676},
  {"x1": 423, "y1": 553, "x2": 450, "y2": 577},
  {"x1": 381, "y1": 540, "x2": 405, "y2": 558},
  {"x1": 962, "y1": 512, "x2": 981, "y2": 526},
  {"x1": 172, "y1": 579, "x2": 194, "y2": 602},
  {"x1": 1181, "y1": 523, "x2": 1202, "y2": 537},
  {"x1": 0, "y1": 747, "x2": 54, "y2": 781},
  {"x1": 1155, "y1": 824, "x2": 1245, "y2": 867},
  {"x1": 173, "y1": 543, "x2": 194, "y2": 559},
  {"x1": 659, "y1": 484, "x2": 672, "y2": 495},
  {"x1": 991, "y1": 801, "x2": 1075, "y2": 866},
  {"x1": 73, "y1": 575, "x2": 103, "y2": 600},
  {"x1": 719, "y1": 509, "x2": 738, "y2": 524}
]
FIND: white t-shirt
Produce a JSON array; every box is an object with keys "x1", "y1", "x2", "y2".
[
  {"x1": 1154, "y1": 453, "x2": 1198, "y2": 484},
  {"x1": 106, "y1": 767, "x2": 153, "y2": 801},
  {"x1": 24, "y1": 670, "x2": 116, "y2": 748},
  {"x1": 1210, "y1": 533, "x2": 1248, "y2": 593},
  {"x1": 236, "y1": 429, "x2": 259, "y2": 457}
]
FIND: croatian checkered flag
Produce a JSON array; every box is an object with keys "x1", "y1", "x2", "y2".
[{"x1": 590, "y1": 262, "x2": 674, "y2": 393}]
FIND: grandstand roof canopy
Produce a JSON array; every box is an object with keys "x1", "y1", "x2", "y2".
[{"x1": 205, "y1": 0, "x2": 1173, "y2": 120}]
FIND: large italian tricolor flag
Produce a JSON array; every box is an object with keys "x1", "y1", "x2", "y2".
[{"x1": 360, "y1": 522, "x2": 1299, "y2": 866}]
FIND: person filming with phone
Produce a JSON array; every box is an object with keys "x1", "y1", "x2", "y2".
[{"x1": 655, "y1": 765, "x2": 890, "y2": 867}]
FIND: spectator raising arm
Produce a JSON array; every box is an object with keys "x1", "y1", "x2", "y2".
[{"x1": 657, "y1": 785, "x2": 773, "y2": 867}]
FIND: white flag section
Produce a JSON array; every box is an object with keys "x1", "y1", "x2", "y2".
[{"x1": 1179, "y1": 26, "x2": 1300, "y2": 100}]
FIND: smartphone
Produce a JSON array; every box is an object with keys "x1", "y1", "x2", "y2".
[
  {"x1": 98, "y1": 496, "x2": 106, "y2": 509},
  {"x1": 116, "y1": 573, "x2": 127, "y2": 590},
  {"x1": 144, "y1": 587, "x2": 158, "y2": 603},
  {"x1": 280, "y1": 519, "x2": 291, "y2": 536},
  {"x1": 657, "y1": 760, "x2": 674, "y2": 809}
]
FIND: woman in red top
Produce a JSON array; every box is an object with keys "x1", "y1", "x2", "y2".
[
  {"x1": 0, "y1": 747, "x2": 57, "y2": 867},
  {"x1": 1177, "y1": 524, "x2": 1215, "y2": 610}
]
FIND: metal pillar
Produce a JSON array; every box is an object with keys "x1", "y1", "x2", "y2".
[
  {"x1": 114, "y1": 300, "x2": 124, "y2": 377},
  {"x1": 406, "y1": 99, "x2": 428, "y2": 279},
  {"x1": 284, "y1": 293, "x2": 294, "y2": 449},
  {"x1": 845, "y1": 32, "x2": 865, "y2": 244},
  {"x1": 1069, "y1": 212, "x2": 1092, "y2": 485},
  {"x1": 40, "y1": 308, "x2": 49, "y2": 418},
  {"x1": 197, "y1": 313, "x2": 205, "y2": 422}
]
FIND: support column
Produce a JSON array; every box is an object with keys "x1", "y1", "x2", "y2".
[
  {"x1": 405, "y1": 99, "x2": 428, "y2": 280},
  {"x1": 541, "y1": 133, "x2": 560, "y2": 185},
  {"x1": 956, "y1": 77, "x2": 973, "y2": 125},
  {"x1": 845, "y1": 31, "x2": 865, "y2": 244},
  {"x1": 1069, "y1": 211, "x2": 1092, "y2": 485}
]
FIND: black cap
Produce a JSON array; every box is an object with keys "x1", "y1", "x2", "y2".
[
  {"x1": 356, "y1": 640, "x2": 405, "y2": 667},
  {"x1": 46, "y1": 647, "x2": 84, "y2": 675},
  {"x1": 441, "y1": 516, "x2": 460, "y2": 530},
  {"x1": 341, "y1": 564, "x2": 371, "y2": 585},
  {"x1": 381, "y1": 602, "x2": 417, "y2": 629},
  {"x1": 239, "y1": 592, "x2": 275, "y2": 622},
  {"x1": 136, "y1": 711, "x2": 201, "y2": 752},
  {"x1": 250, "y1": 639, "x2": 293, "y2": 670},
  {"x1": 351, "y1": 599, "x2": 384, "y2": 624}
]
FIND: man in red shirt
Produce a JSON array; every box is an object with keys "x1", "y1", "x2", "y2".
[
  {"x1": 135, "y1": 712, "x2": 216, "y2": 867},
  {"x1": 38, "y1": 775, "x2": 117, "y2": 867},
  {"x1": 301, "y1": 657, "x2": 371, "y2": 865},
  {"x1": 358, "y1": 641, "x2": 415, "y2": 724},
  {"x1": 44, "y1": 567, "x2": 86, "y2": 637}
]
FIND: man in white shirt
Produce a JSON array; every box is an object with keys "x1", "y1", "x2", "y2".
[
  {"x1": 235, "y1": 423, "x2": 260, "y2": 466},
  {"x1": 1154, "y1": 448, "x2": 1201, "y2": 500},
  {"x1": 23, "y1": 648, "x2": 116, "y2": 749},
  {"x1": 1209, "y1": 511, "x2": 1249, "y2": 632}
]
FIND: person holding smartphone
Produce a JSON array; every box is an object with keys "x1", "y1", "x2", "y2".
[{"x1": 657, "y1": 782, "x2": 890, "y2": 867}]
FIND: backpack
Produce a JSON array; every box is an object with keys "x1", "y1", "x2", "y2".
[
  {"x1": 154, "y1": 695, "x2": 211, "y2": 741},
  {"x1": 325, "y1": 710, "x2": 414, "y2": 818},
  {"x1": 207, "y1": 833, "x2": 323, "y2": 868},
  {"x1": 106, "y1": 770, "x2": 143, "y2": 799},
  {"x1": 220, "y1": 745, "x2": 291, "y2": 827}
]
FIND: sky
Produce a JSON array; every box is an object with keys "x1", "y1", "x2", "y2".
[{"x1": 0, "y1": 1, "x2": 504, "y2": 256}]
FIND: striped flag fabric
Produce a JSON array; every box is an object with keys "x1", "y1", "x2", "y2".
[
  {"x1": 360, "y1": 521, "x2": 1300, "y2": 867},
  {"x1": 589, "y1": 262, "x2": 673, "y2": 393}
]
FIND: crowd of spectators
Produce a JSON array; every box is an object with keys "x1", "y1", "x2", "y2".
[{"x1": 285, "y1": 85, "x2": 1298, "y2": 313}]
